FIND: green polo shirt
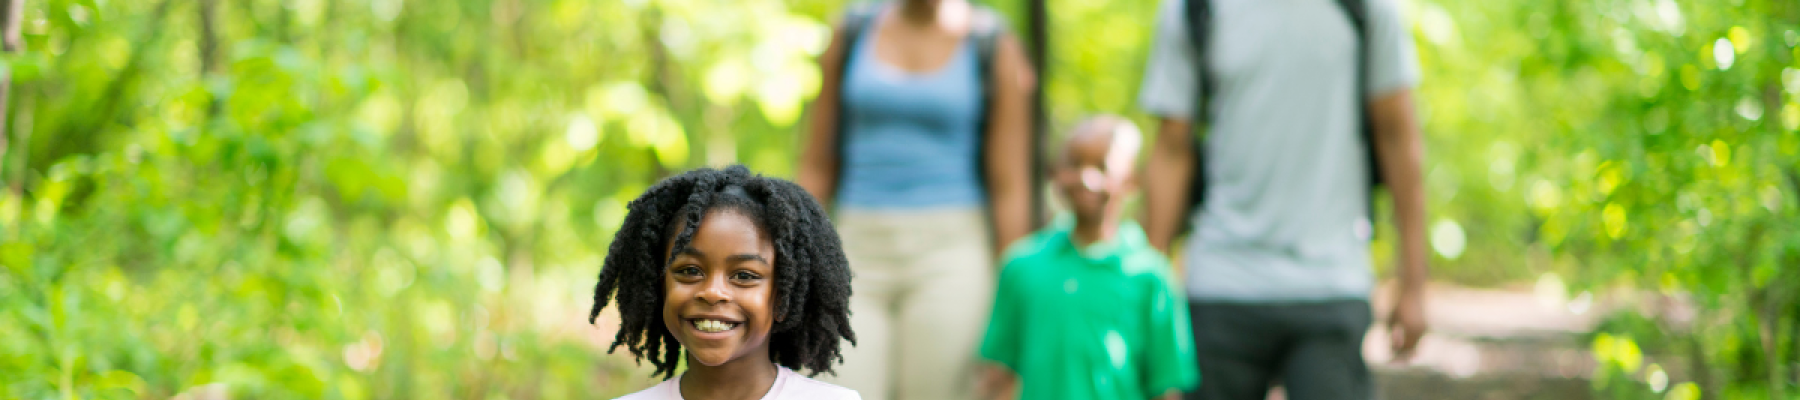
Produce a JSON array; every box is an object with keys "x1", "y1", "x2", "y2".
[{"x1": 979, "y1": 216, "x2": 1201, "y2": 400}]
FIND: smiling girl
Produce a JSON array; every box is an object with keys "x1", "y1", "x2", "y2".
[{"x1": 591, "y1": 165, "x2": 861, "y2": 400}]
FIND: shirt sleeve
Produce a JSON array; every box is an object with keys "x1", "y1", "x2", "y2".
[
  {"x1": 1363, "y1": 0, "x2": 1422, "y2": 97},
  {"x1": 1141, "y1": 262, "x2": 1201, "y2": 394},
  {"x1": 978, "y1": 258, "x2": 1026, "y2": 370},
  {"x1": 1137, "y1": 0, "x2": 1200, "y2": 120}
]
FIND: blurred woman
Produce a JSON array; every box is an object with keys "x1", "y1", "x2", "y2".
[{"x1": 797, "y1": 0, "x2": 1035, "y2": 398}]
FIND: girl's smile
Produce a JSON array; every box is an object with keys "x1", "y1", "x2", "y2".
[{"x1": 686, "y1": 317, "x2": 742, "y2": 334}]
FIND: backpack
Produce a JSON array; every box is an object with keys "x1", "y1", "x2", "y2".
[
  {"x1": 832, "y1": 3, "x2": 1043, "y2": 227},
  {"x1": 1181, "y1": 0, "x2": 1382, "y2": 235}
]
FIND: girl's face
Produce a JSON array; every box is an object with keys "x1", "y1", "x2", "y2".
[{"x1": 662, "y1": 209, "x2": 778, "y2": 367}]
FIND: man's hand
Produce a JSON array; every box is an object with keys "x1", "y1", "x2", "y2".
[{"x1": 1387, "y1": 286, "x2": 1426, "y2": 362}]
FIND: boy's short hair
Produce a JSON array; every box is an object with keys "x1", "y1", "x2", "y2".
[{"x1": 589, "y1": 165, "x2": 856, "y2": 379}]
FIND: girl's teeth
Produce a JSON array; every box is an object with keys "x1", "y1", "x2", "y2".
[{"x1": 694, "y1": 320, "x2": 733, "y2": 332}]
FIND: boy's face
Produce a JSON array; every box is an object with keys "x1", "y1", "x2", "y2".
[
  {"x1": 661, "y1": 210, "x2": 778, "y2": 367},
  {"x1": 1054, "y1": 130, "x2": 1132, "y2": 222}
]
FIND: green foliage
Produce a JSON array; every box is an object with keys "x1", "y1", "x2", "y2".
[
  {"x1": 1414, "y1": 0, "x2": 1800, "y2": 397},
  {"x1": 0, "y1": 0, "x2": 1795, "y2": 398},
  {"x1": 0, "y1": 0, "x2": 775, "y2": 397}
]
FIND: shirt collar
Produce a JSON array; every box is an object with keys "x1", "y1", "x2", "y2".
[{"x1": 1048, "y1": 213, "x2": 1147, "y2": 265}]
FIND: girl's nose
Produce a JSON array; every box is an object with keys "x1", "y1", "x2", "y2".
[{"x1": 696, "y1": 276, "x2": 731, "y2": 304}]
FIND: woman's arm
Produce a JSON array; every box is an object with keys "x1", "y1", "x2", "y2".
[
  {"x1": 798, "y1": 21, "x2": 854, "y2": 207},
  {"x1": 983, "y1": 34, "x2": 1037, "y2": 257}
]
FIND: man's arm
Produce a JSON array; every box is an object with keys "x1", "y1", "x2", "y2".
[
  {"x1": 982, "y1": 34, "x2": 1037, "y2": 256},
  {"x1": 797, "y1": 21, "x2": 853, "y2": 206},
  {"x1": 1369, "y1": 89, "x2": 1428, "y2": 361},
  {"x1": 1143, "y1": 118, "x2": 1196, "y2": 255}
]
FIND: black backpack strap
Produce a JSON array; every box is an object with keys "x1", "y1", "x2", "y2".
[
  {"x1": 1181, "y1": 0, "x2": 1213, "y2": 235},
  {"x1": 839, "y1": 4, "x2": 881, "y2": 53},
  {"x1": 969, "y1": 4, "x2": 1003, "y2": 191},
  {"x1": 1334, "y1": 0, "x2": 1381, "y2": 229},
  {"x1": 1182, "y1": 0, "x2": 1380, "y2": 235},
  {"x1": 835, "y1": 3, "x2": 880, "y2": 114},
  {"x1": 970, "y1": 5, "x2": 1004, "y2": 76},
  {"x1": 832, "y1": 3, "x2": 881, "y2": 206}
]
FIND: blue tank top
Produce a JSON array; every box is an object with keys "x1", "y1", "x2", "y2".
[{"x1": 836, "y1": 13, "x2": 987, "y2": 209}]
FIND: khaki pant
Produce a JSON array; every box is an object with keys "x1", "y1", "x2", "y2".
[{"x1": 825, "y1": 208, "x2": 994, "y2": 400}]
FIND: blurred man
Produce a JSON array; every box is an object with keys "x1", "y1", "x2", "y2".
[{"x1": 1135, "y1": 0, "x2": 1430, "y2": 399}]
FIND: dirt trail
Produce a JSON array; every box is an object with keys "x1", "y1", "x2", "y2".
[
  {"x1": 1363, "y1": 282, "x2": 1602, "y2": 400},
  {"x1": 596, "y1": 282, "x2": 1620, "y2": 399}
]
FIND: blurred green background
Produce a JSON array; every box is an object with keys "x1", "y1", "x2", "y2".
[{"x1": 0, "y1": 0, "x2": 1796, "y2": 398}]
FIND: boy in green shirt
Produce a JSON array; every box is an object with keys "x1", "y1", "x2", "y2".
[{"x1": 978, "y1": 116, "x2": 1200, "y2": 400}]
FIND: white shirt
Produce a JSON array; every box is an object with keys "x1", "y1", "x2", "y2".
[
  {"x1": 614, "y1": 366, "x2": 862, "y2": 400},
  {"x1": 1137, "y1": 0, "x2": 1421, "y2": 301}
]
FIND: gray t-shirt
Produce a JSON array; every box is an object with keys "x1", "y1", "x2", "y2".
[{"x1": 1138, "y1": 0, "x2": 1420, "y2": 301}]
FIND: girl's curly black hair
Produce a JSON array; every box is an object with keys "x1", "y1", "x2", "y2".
[{"x1": 589, "y1": 164, "x2": 856, "y2": 379}]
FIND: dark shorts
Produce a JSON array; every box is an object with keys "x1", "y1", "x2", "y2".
[{"x1": 1184, "y1": 300, "x2": 1374, "y2": 400}]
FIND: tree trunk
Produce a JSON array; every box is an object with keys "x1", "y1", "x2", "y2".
[
  {"x1": 277, "y1": 3, "x2": 291, "y2": 43},
  {"x1": 1759, "y1": 307, "x2": 1787, "y2": 400},
  {"x1": 1690, "y1": 335, "x2": 1717, "y2": 400},
  {"x1": 0, "y1": 0, "x2": 25, "y2": 196},
  {"x1": 1791, "y1": 312, "x2": 1798, "y2": 389},
  {"x1": 199, "y1": 0, "x2": 223, "y2": 117},
  {"x1": 640, "y1": 5, "x2": 686, "y2": 178},
  {"x1": 1024, "y1": 0, "x2": 1048, "y2": 230},
  {"x1": 1737, "y1": 220, "x2": 1784, "y2": 400}
]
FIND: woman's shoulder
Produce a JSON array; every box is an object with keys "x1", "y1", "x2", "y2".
[{"x1": 774, "y1": 368, "x2": 863, "y2": 400}]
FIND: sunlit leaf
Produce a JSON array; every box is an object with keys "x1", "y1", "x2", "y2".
[
  {"x1": 1665, "y1": 382, "x2": 1700, "y2": 400},
  {"x1": 1603, "y1": 203, "x2": 1628, "y2": 240}
]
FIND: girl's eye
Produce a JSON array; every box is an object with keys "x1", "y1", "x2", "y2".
[
  {"x1": 673, "y1": 265, "x2": 703, "y2": 277},
  {"x1": 730, "y1": 271, "x2": 762, "y2": 282}
]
